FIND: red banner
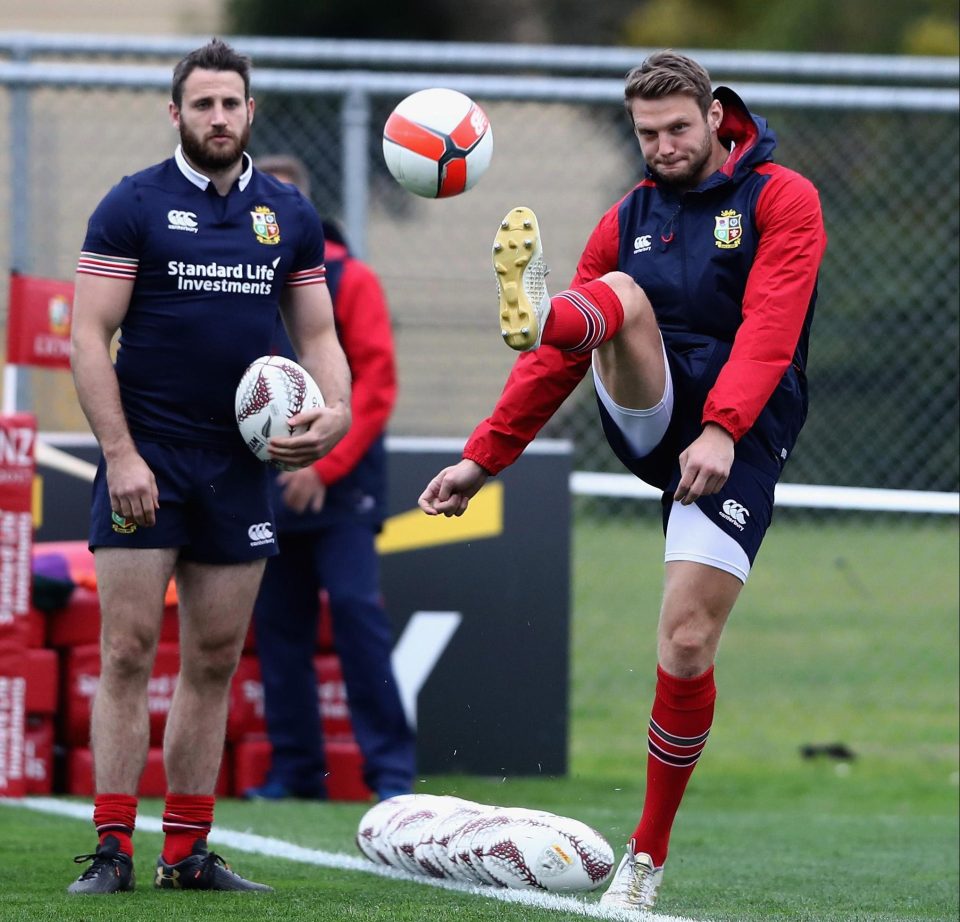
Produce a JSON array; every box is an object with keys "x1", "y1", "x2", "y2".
[
  {"x1": 0, "y1": 413, "x2": 34, "y2": 796},
  {"x1": 5, "y1": 273, "x2": 74, "y2": 370}
]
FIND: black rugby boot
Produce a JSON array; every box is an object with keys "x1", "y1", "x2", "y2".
[
  {"x1": 154, "y1": 841, "x2": 272, "y2": 891},
  {"x1": 67, "y1": 834, "x2": 136, "y2": 894}
]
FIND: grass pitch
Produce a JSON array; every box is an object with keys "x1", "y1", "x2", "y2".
[{"x1": 0, "y1": 513, "x2": 956, "y2": 922}]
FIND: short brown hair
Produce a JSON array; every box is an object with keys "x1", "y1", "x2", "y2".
[
  {"x1": 624, "y1": 50, "x2": 714, "y2": 117},
  {"x1": 256, "y1": 153, "x2": 312, "y2": 196},
  {"x1": 172, "y1": 38, "x2": 251, "y2": 108}
]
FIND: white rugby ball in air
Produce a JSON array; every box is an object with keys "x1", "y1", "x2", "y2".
[{"x1": 235, "y1": 355, "x2": 323, "y2": 470}]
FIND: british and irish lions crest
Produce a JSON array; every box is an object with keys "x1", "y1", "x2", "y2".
[
  {"x1": 714, "y1": 209, "x2": 743, "y2": 249},
  {"x1": 251, "y1": 206, "x2": 280, "y2": 245}
]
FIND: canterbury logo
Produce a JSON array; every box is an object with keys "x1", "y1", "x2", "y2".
[
  {"x1": 633, "y1": 234, "x2": 652, "y2": 254},
  {"x1": 167, "y1": 210, "x2": 198, "y2": 232},
  {"x1": 247, "y1": 522, "x2": 275, "y2": 545},
  {"x1": 721, "y1": 499, "x2": 750, "y2": 528}
]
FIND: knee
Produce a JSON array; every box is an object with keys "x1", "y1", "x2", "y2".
[
  {"x1": 100, "y1": 633, "x2": 156, "y2": 683},
  {"x1": 661, "y1": 621, "x2": 710, "y2": 659},
  {"x1": 658, "y1": 611, "x2": 720, "y2": 675},
  {"x1": 599, "y1": 271, "x2": 652, "y2": 321},
  {"x1": 181, "y1": 635, "x2": 243, "y2": 688}
]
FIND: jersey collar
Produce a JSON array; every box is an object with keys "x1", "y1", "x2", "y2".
[{"x1": 174, "y1": 145, "x2": 254, "y2": 191}]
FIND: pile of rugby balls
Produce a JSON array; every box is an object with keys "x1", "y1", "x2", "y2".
[{"x1": 356, "y1": 794, "x2": 614, "y2": 892}]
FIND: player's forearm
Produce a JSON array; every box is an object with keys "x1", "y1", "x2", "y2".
[
  {"x1": 465, "y1": 347, "x2": 590, "y2": 472},
  {"x1": 70, "y1": 339, "x2": 137, "y2": 462},
  {"x1": 302, "y1": 333, "x2": 352, "y2": 427}
]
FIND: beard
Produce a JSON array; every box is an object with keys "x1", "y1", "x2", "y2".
[
  {"x1": 179, "y1": 119, "x2": 250, "y2": 173},
  {"x1": 649, "y1": 130, "x2": 715, "y2": 189}
]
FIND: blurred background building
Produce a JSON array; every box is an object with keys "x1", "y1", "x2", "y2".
[{"x1": 5, "y1": 1, "x2": 221, "y2": 35}]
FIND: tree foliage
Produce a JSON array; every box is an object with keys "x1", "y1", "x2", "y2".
[
  {"x1": 226, "y1": 0, "x2": 959, "y2": 54},
  {"x1": 621, "y1": 0, "x2": 959, "y2": 55}
]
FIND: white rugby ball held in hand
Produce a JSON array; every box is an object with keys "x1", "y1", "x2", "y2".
[{"x1": 235, "y1": 355, "x2": 324, "y2": 469}]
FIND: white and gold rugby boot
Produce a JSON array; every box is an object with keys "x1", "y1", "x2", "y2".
[
  {"x1": 492, "y1": 205, "x2": 551, "y2": 351},
  {"x1": 598, "y1": 839, "x2": 664, "y2": 914}
]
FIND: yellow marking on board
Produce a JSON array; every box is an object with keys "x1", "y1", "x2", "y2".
[
  {"x1": 32, "y1": 474, "x2": 43, "y2": 529},
  {"x1": 375, "y1": 481, "x2": 503, "y2": 555}
]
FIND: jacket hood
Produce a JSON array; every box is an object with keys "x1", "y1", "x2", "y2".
[{"x1": 713, "y1": 85, "x2": 778, "y2": 179}]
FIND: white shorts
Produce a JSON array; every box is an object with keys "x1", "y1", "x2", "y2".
[
  {"x1": 592, "y1": 339, "x2": 673, "y2": 458},
  {"x1": 664, "y1": 501, "x2": 751, "y2": 583},
  {"x1": 593, "y1": 339, "x2": 752, "y2": 584}
]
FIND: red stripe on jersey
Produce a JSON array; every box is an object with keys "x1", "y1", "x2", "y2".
[
  {"x1": 76, "y1": 268, "x2": 137, "y2": 280},
  {"x1": 286, "y1": 265, "x2": 327, "y2": 287},
  {"x1": 384, "y1": 112, "x2": 446, "y2": 160},
  {"x1": 77, "y1": 252, "x2": 138, "y2": 279}
]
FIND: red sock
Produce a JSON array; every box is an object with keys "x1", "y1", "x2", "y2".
[
  {"x1": 93, "y1": 793, "x2": 138, "y2": 856},
  {"x1": 541, "y1": 278, "x2": 624, "y2": 352},
  {"x1": 161, "y1": 793, "x2": 215, "y2": 865},
  {"x1": 632, "y1": 665, "x2": 716, "y2": 868}
]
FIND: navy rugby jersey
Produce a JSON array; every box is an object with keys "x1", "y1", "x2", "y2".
[
  {"x1": 464, "y1": 87, "x2": 826, "y2": 477},
  {"x1": 77, "y1": 147, "x2": 327, "y2": 449}
]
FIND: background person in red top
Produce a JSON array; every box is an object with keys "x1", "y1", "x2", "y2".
[
  {"x1": 246, "y1": 154, "x2": 415, "y2": 803},
  {"x1": 419, "y1": 50, "x2": 826, "y2": 914}
]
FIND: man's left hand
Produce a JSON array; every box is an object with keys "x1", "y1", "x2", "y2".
[{"x1": 267, "y1": 402, "x2": 351, "y2": 470}]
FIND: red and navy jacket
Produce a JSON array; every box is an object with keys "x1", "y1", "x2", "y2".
[
  {"x1": 272, "y1": 223, "x2": 397, "y2": 530},
  {"x1": 463, "y1": 87, "x2": 827, "y2": 481}
]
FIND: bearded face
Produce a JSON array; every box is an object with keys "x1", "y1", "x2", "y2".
[
  {"x1": 179, "y1": 116, "x2": 251, "y2": 173},
  {"x1": 171, "y1": 68, "x2": 253, "y2": 175},
  {"x1": 647, "y1": 123, "x2": 715, "y2": 188},
  {"x1": 629, "y1": 94, "x2": 725, "y2": 192}
]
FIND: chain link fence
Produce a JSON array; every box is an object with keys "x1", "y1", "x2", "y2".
[
  {"x1": 1, "y1": 38, "x2": 957, "y2": 503},
  {"x1": 1, "y1": 42, "x2": 954, "y2": 818}
]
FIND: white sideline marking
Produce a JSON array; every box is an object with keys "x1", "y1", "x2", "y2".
[{"x1": 1, "y1": 796, "x2": 711, "y2": 922}]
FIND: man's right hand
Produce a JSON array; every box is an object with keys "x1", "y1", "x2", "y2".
[
  {"x1": 106, "y1": 450, "x2": 159, "y2": 527},
  {"x1": 418, "y1": 459, "x2": 489, "y2": 517},
  {"x1": 277, "y1": 464, "x2": 327, "y2": 514}
]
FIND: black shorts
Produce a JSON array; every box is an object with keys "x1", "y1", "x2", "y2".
[{"x1": 89, "y1": 439, "x2": 278, "y2": 564}]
